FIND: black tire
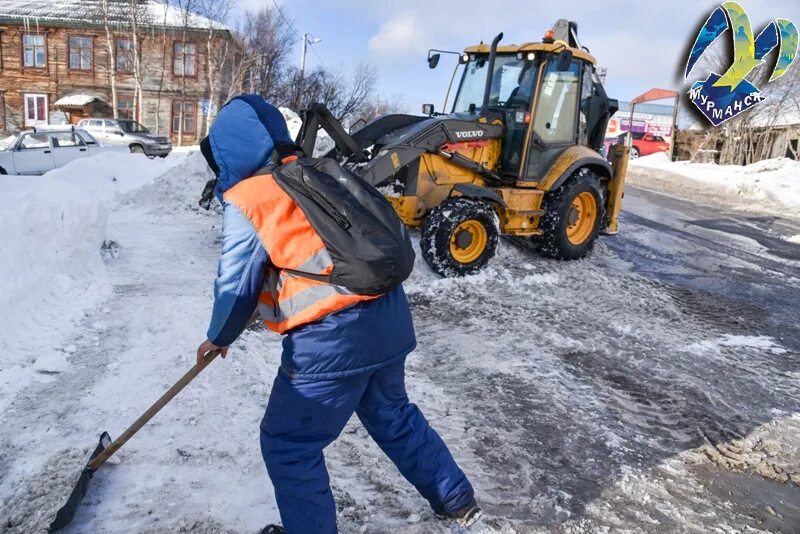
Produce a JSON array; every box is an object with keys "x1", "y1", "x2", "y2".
[
  {"x1": 421, "y1": 197, "x2": 499, "y2": 277},
  {"x1": 130, "y1": 145, "x2": 145, "y2": 155},
  {"x1": 532, "y1": 170, "x2": 605, "y2": 260},
  {"x1": 0, "y1": 166, "x2": 6, "y2": 175},
  {"x1": 629, "y1": 146, "x2": 640, "y2": 159}
]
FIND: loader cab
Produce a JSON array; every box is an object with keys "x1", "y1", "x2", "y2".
[{"x1": 450, "y1": 41, "x2": 616, "y2": 184}]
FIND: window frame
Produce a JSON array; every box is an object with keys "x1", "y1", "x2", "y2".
[
  {"x1": 172, "y1": 41, "x2": 197, "y2": 78},
  {"x1": 115, "y1": 37, "x2": 134, "y2": 73},
  {"x1": 17, "y1": 132, "x2": 51, "y2": 150},
  {"x1": 49, "y1": 131, "x2": 86, "y2": 148},
  {"x1": 22, "y1": 33, "x2": 47, "y2": 69},
  {"x1": 0, "y1": 91, "x2": 6, "y2": 132},
  {"x1": 23, "y1": 93, "x2": 48, "y2": 126},
  {"x1": 531, "y1": 58, "x2": 583, "y2": 147},
  {"x1": 117, "y1": 95, "x2": 135, "y2": 120},
  {"x1": 68, "y1": 34, "x2": 93, "y2": 71},
  {"x1": 171, "y1": 100, "x2": 196, "y2": 135}
]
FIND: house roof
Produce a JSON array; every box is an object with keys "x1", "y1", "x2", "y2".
[
  {"x1": 749, "y1": 105, "x2": 800, "y2": 128},
  {"x1": 0, "y1": 0, "x2": 227, "y2": 32}
]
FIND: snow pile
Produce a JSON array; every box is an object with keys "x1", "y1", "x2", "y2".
[
  {"x1": 0, "y1": 152, "x2": 195, "y2": 410},
  {"x1": 281, "y1": 107, "x2": 336, "y2": 157},
  {"x1": 0, "y1": 175, "x2": 108, "y2": 408},
  {"x1": 630, "y1": 153, "x2": 800, "y2": 213},
  {"x1": 45, "y1": 151, "x2": 188, "y2": 204},
  {"x1": 122, "y1": 150, "x2": 215, "y2": 209}
]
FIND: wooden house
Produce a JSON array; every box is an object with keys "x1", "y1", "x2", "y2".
[{"x1": 0, "y1": 0, "x2": 233, "y2": 144}]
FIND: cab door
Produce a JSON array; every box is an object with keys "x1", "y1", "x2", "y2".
[
  {"x1": 12, "y1": 132, "x2": 55, "y2": 174},
  {"x1": 519, "y1": 58, "x2": 582, "y2": 182}
]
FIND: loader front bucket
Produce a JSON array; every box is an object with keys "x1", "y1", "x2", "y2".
[{"x1": 48, "y1": 432, "x2": 112, "y2": 533}]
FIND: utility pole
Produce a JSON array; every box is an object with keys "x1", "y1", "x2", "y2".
[
  {"x1": 296, "y1": 33, "x2": 321, "y2": 111},
  {"x1": 297, "y1": 33, "x2": 307, "y2": 111}
]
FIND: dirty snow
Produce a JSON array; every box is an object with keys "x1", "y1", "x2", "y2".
[
  {"x1": 1, "y1": 151, "x2": 799, "y2": 533},
  {"x1": 630, "y1": 153, "x2": 800, "y2": 215}
]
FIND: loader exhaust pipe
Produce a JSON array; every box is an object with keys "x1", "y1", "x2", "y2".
[{"x1": 480, "y1": 32, "x2": 503, "y2": 118}]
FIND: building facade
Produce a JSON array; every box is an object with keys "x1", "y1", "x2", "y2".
[{"x1": 0, "y1": 0, "x2": 232, "y2": 144}]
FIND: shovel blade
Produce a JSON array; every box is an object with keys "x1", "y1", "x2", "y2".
[{"x1": 48, "y1": 432, "x2": 112, "y2": 533}]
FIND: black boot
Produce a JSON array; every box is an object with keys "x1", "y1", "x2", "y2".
[
  {"x1": 260, "y1": 525, "x2": 285, "y2": 534},
  {"x1": 439, "y1": 498, "x2": 483, "y2": 527}
]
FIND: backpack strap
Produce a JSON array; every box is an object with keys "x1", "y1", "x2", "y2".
[
  {"x1": 281, "y1": 268, "x2": 333, "y2": 284},
  {"x1": 251, "y1": 163, "x2": 335, "y2": 286}
]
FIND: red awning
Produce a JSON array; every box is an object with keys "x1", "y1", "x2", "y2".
[{"x1": 631, "y1": 89, "x2": 679, "y2": 105}]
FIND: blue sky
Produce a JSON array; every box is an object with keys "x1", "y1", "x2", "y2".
[{"x1": 234, "y1": 0, "x2": 800, "y2": 113}]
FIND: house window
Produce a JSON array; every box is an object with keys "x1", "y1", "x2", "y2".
[
  {"x1": 69, "y1": 35, "x2": 92, "y2": 70},
  {"x1": 117, "y1": 97, "x2": 134, "y2": 120},
  {"x1": 23, "y1": 94, "x2": 48, "y2": 126},
  {"x1": 116, "y1": 38, "x2": 133, "y2": 72},
  {"x1": 173, "y1": 42, "x2": 196, "y2": 76},
  {"x1": 23, "y1": 34, "x2": 46, "y2": 68},
  {"x1": 172, "y1": 101, "x2": 195, "y2": 134}
]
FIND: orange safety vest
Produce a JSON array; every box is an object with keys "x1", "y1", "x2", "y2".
[{"x1": 224, "y1": 171, "x2": 377, "y2": 334}]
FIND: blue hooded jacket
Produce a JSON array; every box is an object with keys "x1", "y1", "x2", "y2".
[{"x1": 205, "y1": 95, "x2": 416, "y2": 379}]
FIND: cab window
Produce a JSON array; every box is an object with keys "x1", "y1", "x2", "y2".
[
  {"x1": 532, "y1": 60, "x2": 581, "y2": 144},
  {"x1": 50, "y1": 132, "x2": 85, "y2": 147},
  {"x1": 18, "y1": 133, "x2": 50, "y2": 150},
  {"x1": 452, "y1": 54, "x2": 533, "y2": 113},
  {"x1": 578, "y1": 66, "x2": 594, "y2": 146}
]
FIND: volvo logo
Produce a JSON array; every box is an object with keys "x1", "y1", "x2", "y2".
[{"x1": 454, "y1": 130, "x2": 485, "y2": 139}]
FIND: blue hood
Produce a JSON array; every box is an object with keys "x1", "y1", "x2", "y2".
[{"x1": 208, "y1": 94, "x2": 293, "y2": 199}]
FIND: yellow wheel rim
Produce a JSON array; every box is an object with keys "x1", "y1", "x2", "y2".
[
  {"x1": 449, "y1": 220, "x2": 488, "y2": 264},
  {"x1": 566, "y1": 191, "x2": 598, "y2": 245}
]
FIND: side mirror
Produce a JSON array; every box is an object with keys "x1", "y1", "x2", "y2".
[
  {"x1": 427, "y1": 53, "x2": 441, "y2": 69},
  {"x1": 556, "y1": 49, "x2": 573, "y2": 71},
  {"x1": 422, "y1": 103, "x2": 435, "y2": 116},
  {"x1": 119, "y1": 131, "x2": 125, "y2": 136}
]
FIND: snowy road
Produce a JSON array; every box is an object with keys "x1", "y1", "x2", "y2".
[{"x1": 1, "y1": 163, "x2": 798, "y2": 533}]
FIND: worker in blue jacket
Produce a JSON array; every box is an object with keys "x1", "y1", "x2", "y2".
[{"x1": 196, "y1": 95, "x2": 480, "y2": 534}]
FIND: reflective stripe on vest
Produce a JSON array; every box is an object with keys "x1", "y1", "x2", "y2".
[{"x1": 224, "y1": 173, "x2": 376, "y2": 334}]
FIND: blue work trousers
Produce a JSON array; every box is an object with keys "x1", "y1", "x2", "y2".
[{"x1": 260, "y1": 356, "x2": 474, "y2": 533}]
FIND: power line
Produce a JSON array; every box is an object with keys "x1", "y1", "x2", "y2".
[
  {"x1": 308, "y1": 42, "x2": 327, "y2": 71},
  {"x1": 270, "y1": 0, "x2": 327, "y2": 71},
  {"x1": 271, "y1": 0, "x2": 300, "y2": 39}
]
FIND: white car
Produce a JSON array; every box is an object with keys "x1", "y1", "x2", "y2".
[{"x1": 0, "y1": 127, "x2": 113, "y2": 175}]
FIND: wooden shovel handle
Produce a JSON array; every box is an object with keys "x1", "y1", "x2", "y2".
[{"x1": 88, "y1": 350, "x2": 220, "y2": 471}]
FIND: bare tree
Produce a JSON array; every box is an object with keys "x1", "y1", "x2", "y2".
[
  {"x1": 152, "y1": 0, "x2": 171, "y2": 134},
  {"x1": 197, "y1": 0, "x2": 233, "y2": 137},
  {"x1": 127, "y1": 0, "x2": 151, "y2": 123},
  {"x1": 173, "y1": 0, "x2": 197, "y2": 146},
  {"x1": 239, "y1": 6, "x2": 295, "y2": 102},
  {"x1": 101, "y1": 0, "x2": 119, "y2": 118}
]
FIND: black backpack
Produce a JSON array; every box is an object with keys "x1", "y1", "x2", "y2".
[{"x1": 259, "y1": 157, "x2": 415, "y2": 296}]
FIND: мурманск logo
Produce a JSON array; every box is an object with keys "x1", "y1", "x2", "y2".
[{"x1": 685, "y1": 1, "x2": 798, "y2": 126}]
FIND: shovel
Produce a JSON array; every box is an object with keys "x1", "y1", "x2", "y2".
[{"x1": 48, "y1": 350, "x2": 220, "y2": 532}]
